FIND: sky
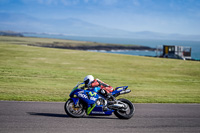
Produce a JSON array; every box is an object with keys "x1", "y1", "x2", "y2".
[{"x1": 0, "y1": 0, "x2": 200, "y2": 35}]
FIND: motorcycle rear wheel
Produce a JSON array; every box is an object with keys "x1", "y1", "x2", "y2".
[
  {"x1": 64, "y1": 99, "x2": 85, "y2": 118},
  {"x1": 114, "y1": 99, "x2": 135, "y2": 119}
]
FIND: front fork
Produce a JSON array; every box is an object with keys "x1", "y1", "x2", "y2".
[{"x1": 71, "y1": 98, "x2": 80, "y2": 107}]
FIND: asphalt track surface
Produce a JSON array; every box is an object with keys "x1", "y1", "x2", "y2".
[{"x1": 0, "y1": 101, "x2": 200, "y2": 133}]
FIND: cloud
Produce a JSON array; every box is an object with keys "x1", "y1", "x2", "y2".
[
  {"x1": 18, "y1": 0, "x2": 139, "y2": 7},
  {"x1": 61, "y1": 0, "x2": 80, "y2": 6},
  {"x1": 84, "y1": 0, "x2": 89, "y2": 3},
  {"x1": 20, "y1": 0, "x2": 57, "y2": 5},
  {"x1": 34, "y1": 0, "x2": 94, "y2": 6},
  {"x1": 101, "y1": 0, "x2": 118, "y2": 5},
  {"x1": 30, "y1": 0, "x2": 80, "y2": 6},
  {"x1": 132, "y1": 0, "x2": 140, "y2": 6}
]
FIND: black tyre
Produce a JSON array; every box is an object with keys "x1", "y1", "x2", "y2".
[
  {"x1": 64, "y1": 99, "x2": 85, "y2": 118},
  {"x1": 114, "y1": 99, "x2": 135, "y2": 119}
]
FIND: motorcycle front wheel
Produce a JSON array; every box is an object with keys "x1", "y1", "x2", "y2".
[
  {"x1": 64, "y1": 99, "x2": 85, "y2": 118},
  {"x1": 114, "y1": 99, "x2": 135, "y2": 119}
]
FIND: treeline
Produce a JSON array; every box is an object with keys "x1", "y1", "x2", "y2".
[{"x1": 28, "y1": 42, "x2": 155, "y2": 51}]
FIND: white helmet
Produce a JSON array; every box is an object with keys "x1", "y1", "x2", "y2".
[{"x1": 84, "y1": 75, "x2": 94, "y2": 85}]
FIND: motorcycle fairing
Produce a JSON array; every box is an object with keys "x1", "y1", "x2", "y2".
[
  {"x1": 90, "y1": 106, "x2": 113, "y2": 115},
  {"x1": 70, "y1": 88, "x2": 113, "y2": 115},
  {"x1": 71, "y1": 89, "x2": 99, "y2": 105},
  {"x1": 69, "y1": 82, "x2": 84, "y2": 96},
  {"x1": 87, "y1": 103, "x2": 96, "y2": 115},
  {"x1": 71, "y1": 98, "x2": 79, "y2": 106}
]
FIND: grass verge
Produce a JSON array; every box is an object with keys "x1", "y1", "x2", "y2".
[{"x1": 0, "y1": 36, "x2": 200, "y2": 103}]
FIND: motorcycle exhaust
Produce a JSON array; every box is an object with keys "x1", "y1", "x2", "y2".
[
  {"x1": 120, "y1": 89, "x2": 131, "y2": 95},
  {"x1": 108, "y1": 104, "x2": 124, "y2": 109}
]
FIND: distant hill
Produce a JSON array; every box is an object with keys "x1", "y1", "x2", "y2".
[
  {"x1": 0, "y1": 12, "x2": 200, "y2": 41},
  {"x1": 0, "y1": 31, "x2": 23, "y2": 37}
]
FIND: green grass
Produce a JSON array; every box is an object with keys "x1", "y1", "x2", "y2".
[{"x1": 0, "y1": 36, "x2": 200, "y2": 103}]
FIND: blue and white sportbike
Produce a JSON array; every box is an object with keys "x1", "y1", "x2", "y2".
[{"x1": 64, "y1": 82, "x2": 135, "y2": 119}]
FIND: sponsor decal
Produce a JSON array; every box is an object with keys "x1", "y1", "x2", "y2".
[
  {"x1": 90, "y1": 97, "x2": 97, "y2": 101},
  {"x1": 87, "y1": 103, "x2": 96, "y2": 115},
  {"x1": 78, "y1": 92, "x2": 88, "y2": 99},
  {"x1": 79, "y1": 90, "x2": 84, "y2": 93},
  {"x1": 91, "y1": 111, "x2": 105, "y2": 114},
  {"x1": 89, "y1": 91, "x2": 96, "y2": 97}
]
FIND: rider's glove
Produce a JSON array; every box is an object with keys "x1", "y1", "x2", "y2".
[{"x1": 87, "y1": 84, "x2": 92, "y2": 88}]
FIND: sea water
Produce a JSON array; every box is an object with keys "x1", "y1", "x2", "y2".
[{"x1": 24, "y1": 34, "x2": 200, "y2": 59}]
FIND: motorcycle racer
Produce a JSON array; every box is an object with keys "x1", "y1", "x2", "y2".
[{"x1": 65, "y1": 80, "x2": 135, "y2": 119}]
